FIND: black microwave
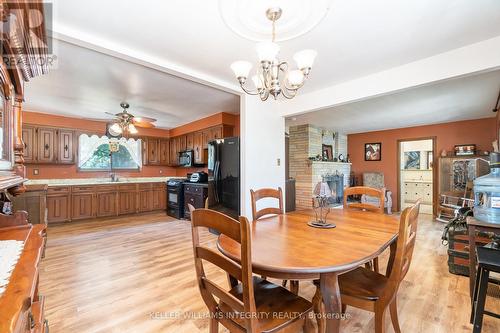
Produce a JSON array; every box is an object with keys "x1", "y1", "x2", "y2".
[{"x1": 178, "y1": 150, "x2": 193, "y2": 167}]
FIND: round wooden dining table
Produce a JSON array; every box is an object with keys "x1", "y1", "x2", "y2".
[{"x1": 217, "y1": 209, "x2": 400, "y2": 333}]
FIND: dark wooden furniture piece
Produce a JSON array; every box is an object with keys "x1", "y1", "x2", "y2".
[
  {"x1": 44, "y1": 182, "x2": 166, "y2": 223},
  {"x1": 470, "y1": 245, "x2": 500, "y2": 333},
  {"x1": 343, "y1": 186, "x2": 385, "y2": 214},
  {"x1": 285, "y1": 178, "x2": 296, "y2": 212},
  {"x1": 0, "y1": 219, "x2": 47, "y2": 333},
  {"x1": 467, "y1": 216, "x2": 500, "y2": 297},
  {"x1": 250, "y1": 187, "x2": 283, "y2": 221},
  {"x1": 0, "y1": 1, "x2": 50, "y2": 332},
  {"x1": 184, "y1": 183, "x2": 208, "y2": 219},
  {"x1": 218, "y1": 209, "x2": 400, "y2": 333},
  {"x1": 314, "y1": 201, "x2": 420, "y2": 333},
  {"x1": 189, "y1": 205, "x2": 314, "y2": 333},
  {"x1": 12, "y1": 184, "x2": 48, "y2": 225}
]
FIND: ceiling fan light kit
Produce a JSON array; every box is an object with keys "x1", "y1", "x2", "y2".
[
  {"x1": 107, "y1": 102, "x2": 156, "y2": 136},
  {"x1": 227, "y1": 4, "x2": 323, "y2": 101}
]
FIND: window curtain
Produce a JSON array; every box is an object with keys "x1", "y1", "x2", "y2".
[
  {"x1": 118, "y1": 137, "x2": 142, "y2": 166},
  {"x1": 78, "y1": 134, "x2": 142, "y2": 168},
  {"x1": 78, "y1": 134, "x2": 109, "y2": 167}
]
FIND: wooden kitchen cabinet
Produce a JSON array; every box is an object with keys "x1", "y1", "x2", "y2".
[
  {"x1": 118, "y1": 186, "x2": 137, "y2": 215},
  {"x1": 37, "y1": 127, "x2": 56, "y2": 163},
  {"x1": 193, "y1": 131, "x2": 205, "y2": 164},
  {"x1": 138, "y1": 183, "x2": 153, "y2": 212},
  {"x1": 47, "y1": 191, "x2": 70, "y2": 223},
  {"x1": 58, "y1": 129, "x2": 75, "y2": 164},
  {"x1": 96, "y1": 191, "x2": 117, "y2": 217},
  {"x1": 72, "y1": 192, "x2": 94, "y2": 220},
  {"x1": 147, "y1": 137, "x2": 160, "y2": 165},
  {"x1": 22, "y1": 126, "x2": 36, "y2": 163},
  {"x1": 178, "y1": 135, "x2": 187, "y2": 152},
  {"x1": 186, "y1": 132, "x2": 194, "y2": 150},
  {"x1": 210, "y1": 126, "x2": 223, "y2": 140},
  {"x1": 170, "y1": 138, "x2": 178, "y2": 166},
  {"x1": 152, "y1": 183, "x2": 166, "y2": 210},
  {"x1": 159, "y1": 139, "x2": 170, "y2": 165}
]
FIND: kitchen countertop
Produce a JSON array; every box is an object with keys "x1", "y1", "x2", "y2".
[{"x1": 25, "y1": 177, "x2": 181, "y2": 187}]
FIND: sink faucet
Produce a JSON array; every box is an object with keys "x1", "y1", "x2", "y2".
[{"x1": 110, "y1": 173, "x2": 119, "y2": 182}]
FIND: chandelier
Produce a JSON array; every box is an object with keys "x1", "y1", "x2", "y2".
[{"x1": 230, "y1": 7, "x2": 317, "y2": 101}]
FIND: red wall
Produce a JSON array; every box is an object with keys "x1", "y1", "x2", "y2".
[
  {"x1": 348, "y1": 117, "x2": 496, "y2": 210},
  {"x1": 23, "y1": 111, "x2": 238, "y2": 179}
]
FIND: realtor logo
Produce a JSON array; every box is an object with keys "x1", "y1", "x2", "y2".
[{"x1": 0, "y1": 1, "x2": 55, "y2": 70}]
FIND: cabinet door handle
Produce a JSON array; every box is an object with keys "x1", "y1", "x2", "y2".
[
  {"x1": 64, "y1": 144, "x2": 69, "y2": 151},
  {"x1": 44, "y1": 144, "x2": 49, "y2": 150}
]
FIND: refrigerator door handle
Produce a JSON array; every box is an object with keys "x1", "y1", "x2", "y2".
[{"x1": 214, "y1": 161, "x2": 220, "y2": 203}]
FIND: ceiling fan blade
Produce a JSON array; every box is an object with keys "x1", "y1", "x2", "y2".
[
  {"x1": 133, "y1": 116, "x2": 156, "y2": 123},
  {"x1": 134, "y1": 121, "x2": 155, "y2": 128}
]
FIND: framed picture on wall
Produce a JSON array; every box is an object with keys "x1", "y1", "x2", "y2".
[
  {"x1": 322, "y1": 144, "x2": 333, "y2": 161},
  {"x1": 365, "y1": 142, "x2": 381, "y2": 161}
]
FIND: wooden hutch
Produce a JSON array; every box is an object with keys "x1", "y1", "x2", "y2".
[{"x1": 0, "y1": 1, "x2": 50, "y2": 332}]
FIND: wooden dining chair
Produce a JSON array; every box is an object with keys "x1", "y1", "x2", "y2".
[
  {"x1": 189, "y1": 204, "x2": 314, "y2": 333},
  {"x1": 250, "y1": 187, "x2": 283, "y2": 221},
  {"x1": 250, "y1": 188, "x2": 298, "y2": 292},
  {"x1": 343, "y1": 186, "x2": 386, "y2": 273},
  {"x1": 343, "y1": 186, "x2": 386, "y2": 214},
  {"x1": 314, "y1": 200, "x2": 421, "y2": 333}
]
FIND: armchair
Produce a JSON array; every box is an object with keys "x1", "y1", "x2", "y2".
[{"x1": 361, "y1": 172, "x2": 393, "y2": 214}]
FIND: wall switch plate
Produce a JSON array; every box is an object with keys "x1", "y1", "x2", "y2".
[
  {"x1": 277, "y1": 158, "x2": 281, "y2": 166},
  {"x1": 159, "y1": 169, "x2": 163, "y2": 174},
  {"x1": 33, "y1": 169, "x2": 39, "y2": 175}
]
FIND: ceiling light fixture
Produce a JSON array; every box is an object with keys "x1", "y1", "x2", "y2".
[{"x1": 230, "y1": 7, "x2": 317, "y2": 101}]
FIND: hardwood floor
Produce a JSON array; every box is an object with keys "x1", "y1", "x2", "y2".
[{"x1": 39, "y1": 212, "x2": 499, "y2": 332}]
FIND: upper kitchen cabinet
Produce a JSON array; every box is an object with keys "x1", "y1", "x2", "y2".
[
  {"x1": 159, "y1": 139, "x2": 170, "y2": 165},
  {"x1": 58, "y1": 130, "x2": 75, "y2": 164},
  {"x1": 37, "y1": 127, "x2": 56, "y2": 163},
  {"x1": 23, "y1": 125, "x2": 76, "y2": 164},
  {"x1": 186, "y1": 132, "x2": 194, "y2": 150},
  {"x1": 147, "y1": 137, "x2": 160, "y2": 165}
]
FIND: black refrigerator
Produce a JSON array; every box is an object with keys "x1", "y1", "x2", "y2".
[{"x1": 208, "y1": 137, "x2": 240, "y2": 219}]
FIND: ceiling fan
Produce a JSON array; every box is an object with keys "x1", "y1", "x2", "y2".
[{"x1": 106, "y1": 102, "x2": 157, "y2": 136}]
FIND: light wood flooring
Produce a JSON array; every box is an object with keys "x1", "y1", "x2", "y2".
[{"x1": 39, "y1": 212, "x2": 499, "y2": 333}]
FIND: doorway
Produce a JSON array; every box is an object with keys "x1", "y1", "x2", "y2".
[{"x1": 398, "y1": 138, "x2": 436, "y2": 215}]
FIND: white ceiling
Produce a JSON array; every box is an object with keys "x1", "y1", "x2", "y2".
[
  {"x1": 24, "y1": 40, "x2": 240, "y2": 128},
  {"x1": 50, "y1": 0, "x2": 500, "y2": 93},
  {"x1": 285, "y1": 70, "x2": 500, "y2": 134},
  {"x1": 24, "y1": 0, "x2": 500, "y2": 129}
]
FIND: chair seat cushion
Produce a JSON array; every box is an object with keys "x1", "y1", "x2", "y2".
[
  {"x1": 338, "y1": 267, "x2": 389, "y2": 301},
  {"x1": 220, "y1": 277, "x2": 312, "y2": 333}
]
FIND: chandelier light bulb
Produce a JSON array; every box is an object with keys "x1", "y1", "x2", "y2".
[
  {"x1": 256, "y1": 41, "x2": 280, "y2": 63},
  {"x1": 293, "y1": 49, "x2": 317, "y2": 70},
  {"x1": 287, "y1": 70, "x2": 305, "y2": 86},
  {"x1": 110, "y1": 123, "x2": 122, "y2": 134},
  {"x1": 230, "y1": 60, "x2": 252, "y2": 79},
  {"x1": 128, "y1": 123, "x2": 138, "y2": 134}
]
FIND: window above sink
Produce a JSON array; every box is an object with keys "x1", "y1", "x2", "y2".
[{"x1": 78, "y1": 134, "x2": 142, "y2": 171}]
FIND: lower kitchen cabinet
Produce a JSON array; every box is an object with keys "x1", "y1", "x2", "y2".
[
  {"x1": 119, "y1": 190, "x2": 137, "y2": 215},
  {"x1": 97, "y1": 192, "x2": 117, "y2": 217},
  {"x1": 43, "y1": 182, "x2": 167, "y2": 223},
  {"x1": 47, "y1": 194, "x2": 70, "y2": 223},
  {"x1": 72, "y1": 193, "x2": 95, "y2": 220}
]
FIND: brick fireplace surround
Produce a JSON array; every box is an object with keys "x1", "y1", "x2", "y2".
[{"x1": 289, "y1": 124, "x2": 351, "y2": 210}]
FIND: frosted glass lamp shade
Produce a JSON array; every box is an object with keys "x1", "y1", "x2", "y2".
[
  {"x1": 293, "y1": 49, "x2": 317, "y2": 69},
  {"x1": 251, "y1": 74, "x2": 264, "y2": 89},
  {"x1": 128, "y1": 123, "x2": 138, "y2": 134},
  {"x1": 287, "y1": 70, "x2": 305, "y2": 86},
  {"x1": 230, "y1": 61, "x2": 252, "y2": 79},
  {"x1": 109, "y1": 123, "x2": 122, "y2": 135},
  {"x1": 313, "y1": 181, "x2": 332, "y2": 197},
  {"x1": 256, "y1": 42, "x2": 280, "y2": 62}
]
